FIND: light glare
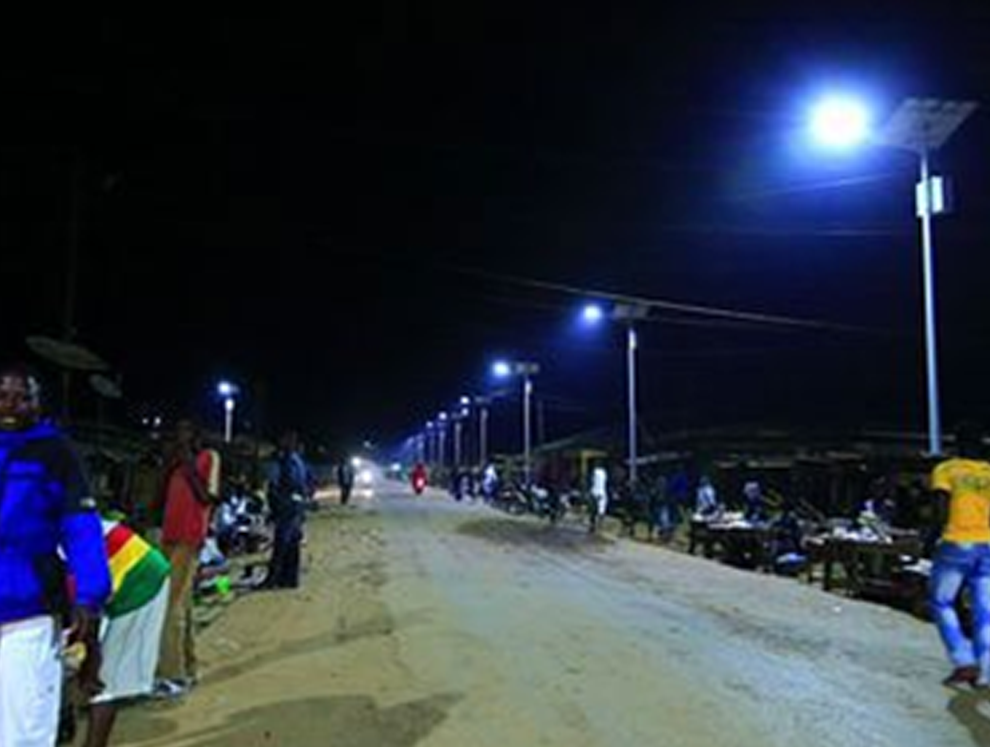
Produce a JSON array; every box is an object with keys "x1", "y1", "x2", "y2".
[
  {"x1": 582, "y1": 304, "x2": 605, "y2": 324},
  {"x1": 810, "y1": 96, "x2": 871, "y2": 149}
]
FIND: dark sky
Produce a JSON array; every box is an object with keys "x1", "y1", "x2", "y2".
[{"x1": 3, "y1": 7, "x2": 990, "y2": 453}]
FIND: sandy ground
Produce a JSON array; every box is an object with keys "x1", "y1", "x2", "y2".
[{"x1": 102, "y1": 483, "x2": 990, "y2": 747}]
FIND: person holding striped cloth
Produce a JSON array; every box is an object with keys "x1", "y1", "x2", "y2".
[{"x1": 82, "y1": 517, "x2": 171, "y2": 747}]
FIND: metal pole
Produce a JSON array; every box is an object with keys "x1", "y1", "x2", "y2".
[
  {"x1": 224, "y1": 398, "x2": 235, "y2": 443},
  {"x1": 523, "y1": 375, "x2": 533, "y2": 486},
  {"x1": 438, "y1": 426, "x2": 447, "y2": 468},
  {"x1": 919, "y1": 149, "x2": 943, "y2": 455},
  {"x1": 479, "y1": 405, "x2": 489, "y2": 468},
  {"x1": 627, "y1": 324, "x2": 638, "y2": 487},
  {"x1": 454, "y1": 419, "x2": 463, "y2": 468}
]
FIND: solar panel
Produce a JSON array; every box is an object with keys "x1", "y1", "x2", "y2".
[{"x1": 876, "y1": 98, "x2": 978, "y2": 152}]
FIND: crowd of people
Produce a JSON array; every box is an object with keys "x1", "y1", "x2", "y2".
[
  {"x1": 2, "y1": 356, "x2": 990, "y2": 746},
  {"x1": 0, "y1": 363, "x2": 321, "y2": 746},
  {"x1": 426, "y1": 430, "x2": 990, "y2": 695}
]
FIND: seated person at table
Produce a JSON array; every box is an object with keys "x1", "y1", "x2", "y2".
[
  {"x1": 742, "y1": 480, "x2": 768, "y2": 523},
  {"x1": 695, "y1": 476, "x2": 721, "y2": 518},
  {"x1": 770, "y1": 503, "x2": 806, "y2": 576}
]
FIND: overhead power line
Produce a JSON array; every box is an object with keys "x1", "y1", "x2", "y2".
[{"x1": 451, "y1": 265, "x2": 888, "y2": 336}]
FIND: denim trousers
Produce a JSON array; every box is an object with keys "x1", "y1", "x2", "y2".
[{"x1": 929, "y1": 541, "x2": 990, "y2": 679}]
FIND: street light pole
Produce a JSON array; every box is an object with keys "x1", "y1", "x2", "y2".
[
  {"x1": 217, "y1": 380, "x2": 240, "y2": 444},
  {"x1": 438, "y1": 422, "x2": 447, "y2": 467},
  {"x1": 918, "y1": 148, "x2": 942, "y2": 455},
  {"x1": 626, "y1": 324, "x2": 639, "y2": 487},
  {"x1": 523, "y1": 373, "x2": 533, "y2": 486},
  {"x1": 876, "y1": 98, "x2": 977, "y2": 455},
  {"x1": 479, "y1": 401, "x2": 489, "y2": 468},
  {"x1": 492, "y1": 360, "x2": 540, "y2": 485},
  {"x1": 811, "y1": 96, "x2": 977, "y2": 455},
  {"x1": 223, "y1": 397, "x2": 235, "y2": 444},
  {"x1": 612, "y1": 304, "x2": 648, "y2": 488},
  {"x1": 454, "y1": 417, "x2": 463, "y2": 468}
]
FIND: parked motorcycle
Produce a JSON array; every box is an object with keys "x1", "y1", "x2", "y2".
[{"x1": 527, "y1": 485, "x2": 567, "y2": 524}]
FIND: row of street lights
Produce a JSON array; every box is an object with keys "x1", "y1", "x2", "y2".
[{"x1": 411, "y1": 93, "x2": 976, "y2": 479}]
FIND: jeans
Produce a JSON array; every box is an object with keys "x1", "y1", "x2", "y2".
[{"x1": 929, "y1": 541, "x2": 990, "y2": 679}]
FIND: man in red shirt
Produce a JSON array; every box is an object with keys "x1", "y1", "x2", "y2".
[{"x1": 156, "y1": 420, "x2": 220, "y2": 695}]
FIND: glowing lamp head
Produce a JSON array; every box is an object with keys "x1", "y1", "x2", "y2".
[
  {"x1": 217, "y1": 380, "x2": 238, "y2": 398},
  {"x1": 492, "y1": 360, "x2": 512, "y2": 378},
  {"x1": 809, "y1": 96, "x2": 872, "y2": 149},
  {"x1": 582, "y1": 303, "x2": 605, "y2": 325}
]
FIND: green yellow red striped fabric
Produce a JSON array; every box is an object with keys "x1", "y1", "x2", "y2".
[{"x1": 102, "y1": 519, "x2": 170, "y2": 618}]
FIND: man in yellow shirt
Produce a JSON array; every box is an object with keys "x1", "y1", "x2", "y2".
[{"x1": 930, "y1": 421, "x2": 990, "y2": 688}]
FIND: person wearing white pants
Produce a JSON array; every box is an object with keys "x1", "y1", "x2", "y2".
[
  {"x1": 0, "y1": 616, "x2": 63, "y2": 747},
  {"x1": 0, "y1": 366, "x2": 112, "y2": 747}
]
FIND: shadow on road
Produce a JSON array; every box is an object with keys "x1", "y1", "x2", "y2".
[
  {"x1": 147, "y1": 693, "x2": 463, "y2": 747},
  {"x1": 200, "y1": 607, "x2": 398, "y2": 689},
  {"x1": 457, "y1": 516, "x2": 613, "y2": 553},
  {"x1": 947, "y1": 690, "x2": 990, "y2": 746}
]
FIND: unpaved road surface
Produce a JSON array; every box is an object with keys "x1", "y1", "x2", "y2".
[{"x1": 107, "y1": 484, "x2": 990, "y2": 746}]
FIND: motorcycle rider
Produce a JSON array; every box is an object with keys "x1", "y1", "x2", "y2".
[{"x1": 411, "y1": 462, "x2": 428, "y2": 494}]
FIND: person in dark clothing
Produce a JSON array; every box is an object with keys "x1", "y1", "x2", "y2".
[
  {"x1": 770, "y1": 502, "x2": 806, "y2": 576},
  {"x1": 262, "y1": 431, "x2": 309, "y2": 589},
  {"x1": 337, "y1": 459, "x2": 355, "y2": 506}
]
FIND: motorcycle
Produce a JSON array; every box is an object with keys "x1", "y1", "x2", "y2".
[
  {"x1": 527, "y1": 485, "x2": 567, "y2": 525},
  {"x1": 412, "y1": 473, "x2": 427, "y2": 495}
]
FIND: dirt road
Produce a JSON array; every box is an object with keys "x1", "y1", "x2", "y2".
[{"x1": 108, "y1": 485, "x2": 990, "y2": 746}]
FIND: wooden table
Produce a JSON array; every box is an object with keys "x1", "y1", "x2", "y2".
[
  {"x1": 805, "y1": 533, "x2": 923, "y2": 600},
  {"x1": 690, "y1": 521, "x2": 775, "y2": 571}
]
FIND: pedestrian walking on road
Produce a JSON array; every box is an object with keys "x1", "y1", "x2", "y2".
[
  {"x1": 0, "y1": 364, "x2": 111, "y2": 746},
  {"x1": 588, "y1": 465, "x2": 609, "y2": 534},
  {"x1": 929, "y1": 421, "x2": 990, "y2": 688}
]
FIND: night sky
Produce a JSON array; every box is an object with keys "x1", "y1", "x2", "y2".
[{"x1": 3, "y1": 8, "x2": 990, "y2": 454}]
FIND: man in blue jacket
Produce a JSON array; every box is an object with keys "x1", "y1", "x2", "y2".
[
  {"x1": 262, "y1": 430, "x2": 309, "y2": 589},
  {"x1": 0, "y1": 364, "x2": 111, "y2": 746}
]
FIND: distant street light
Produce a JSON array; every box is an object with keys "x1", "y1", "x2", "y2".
[
  {"x1": 492, "y1": 359, "x2": 540, "y2": 485},
  {"x1": 216, "y1": 380, "x2": 240, "y2": 443},
  {"x1": 809, "y1": 95, "x2": 978, "y2": 455},
  {"x1": 582, "y1": 302, "x2": 650, "y2": 487}
]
